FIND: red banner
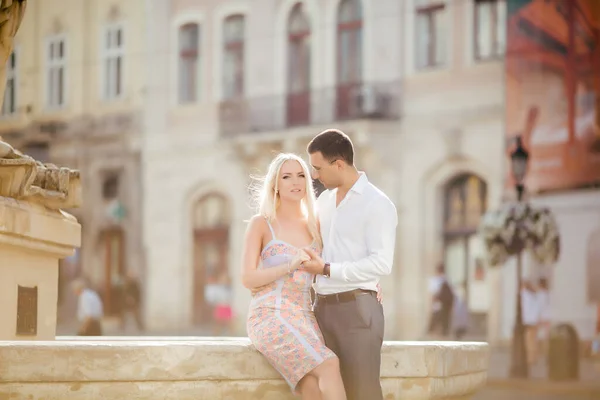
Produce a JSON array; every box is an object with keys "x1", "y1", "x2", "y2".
[{"x1": 505, "y1": 0, "x2": 600, "y2": 193}]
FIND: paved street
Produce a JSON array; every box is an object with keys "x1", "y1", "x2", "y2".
[
  {"x1": 477, "y1": 346, "x2": 599, "y2": 400},
  {"x1": 486, "y1": 347, "x2": 598, "y2": 382},
  {"x1": 473, "y1": 387, "x2": 596, "y2": 400}
]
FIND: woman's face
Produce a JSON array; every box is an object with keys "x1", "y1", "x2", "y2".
[{"x1": 277, "y1": 160, "x2": 306, "y2": 202}]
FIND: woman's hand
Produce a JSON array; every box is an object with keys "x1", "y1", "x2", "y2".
[{"x1": 290, "y1": 250, "x2": 311, "y2": 271}]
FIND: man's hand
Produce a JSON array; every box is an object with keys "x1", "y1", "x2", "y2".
[
  {"x1": 376, "y1": 283, "x2": 383, "y2": 304},
  {"x1": 301, "y1": 248, "x2": 325, "y2": 275}
]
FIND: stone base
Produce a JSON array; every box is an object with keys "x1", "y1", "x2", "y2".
[
  {"x1": 0, "y1": 338, "x2": 489, "y2": 399},
  {"x1": 0, "y1": 196, "x2": 80, "y2": 340}
]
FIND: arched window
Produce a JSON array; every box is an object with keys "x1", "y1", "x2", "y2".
[
  {"x1": 178, "y1": 23, "x2": 200, "y2": 103},
  {"x1": 223, "y1": 15, "x2": 245, "y2": 99},
  {"x1": 287, "y1": 3, "x2": 311, "y2": 126},
  {"x1": 192, "y1": 193, "x2": 230, "y2": 326},
  {"x1": 336, "y1": 0, "x2": 363, "y2": 119},
  {"x1": 442, "y1": 174, "x2": 488, "y2": 333}
]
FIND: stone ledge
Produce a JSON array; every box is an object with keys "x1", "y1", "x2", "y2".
[
  {"x1": 0, "y1": 338, "x2": 489, "y2": 400},
  {"x1": 0, "y1": 195, "x2": 80, "y2": 257}
]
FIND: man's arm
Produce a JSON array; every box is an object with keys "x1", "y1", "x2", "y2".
[{"x1": 329, "y1": 198, "x2": 398, "y2": 282}]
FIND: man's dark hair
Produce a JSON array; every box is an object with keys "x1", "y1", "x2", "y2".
[{"x1": 307, "y1": 129, "x2": 354, "y2": 165}]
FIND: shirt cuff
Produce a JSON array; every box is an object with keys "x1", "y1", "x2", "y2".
[{"x1": 328, "y1": 262, "x2": 344, "y2": 281}]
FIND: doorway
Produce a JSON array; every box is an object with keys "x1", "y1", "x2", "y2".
[
  {"x1": 101, "y1": 228, "x2": 126, "y2": 316},
  {"x1": 191, "y1": 193, "x2": 230, "y2": 326},
  {"x1": 442, "y1": 174, "x2": 488, "y2": 335}
]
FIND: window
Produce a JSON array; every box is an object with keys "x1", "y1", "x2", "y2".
[
  {"x1": 415, "y1": 0, "x2": 446, "y2": 69},
  {"x1": 46, "y1": 36, "x2": 66, "y2": 108},
  {"x1": 474, "y1": 0, "x2": 506, "y2": 60},
  {"x1": 336, "y1": 0, "x2": 363, "y2": 119},
  {"x1": 102, "y1": 25, "x2": 124, "y2": 100},
  {"x1": 2, "y1": 50, "x2": 17, "y2": 116},
  {"x1": 179, "y1": 23, "x2": 200, "y2": 104},
  {"x1": 337, "y1": 0, "x2": 363, "y2": 85},
  {"x1": 102, "y1": 173, "x2": 120, "y2": 199},
  {"x1": 223, "y1": 15, "x2": 245, "y2": 100},
  {"x1": 287, "y1": 3, "x2": 311, "y2": 126}
]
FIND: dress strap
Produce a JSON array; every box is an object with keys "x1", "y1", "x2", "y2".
[{"x1": 265, "y1": 217, "x2": 276, "y2": 240}]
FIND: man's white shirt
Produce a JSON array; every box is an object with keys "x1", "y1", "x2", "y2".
[
  {"x1": 315, "y1": 172, "x2": 398, "y2": 295},
  {"x1": 77, "y1": 288, "x2": 104, "y2": 322}
]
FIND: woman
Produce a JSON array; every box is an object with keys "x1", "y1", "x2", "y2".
[
  {"x1": 536, "y1": 278, "x2": 551, "y2": 358},
  {"x1": 242, "y1": 153, "x2": 346, "y2": 400},
  {"x1": 210, "y1": 272, "x2": 233, "y2": 336},
  {"x1": 521, "y1": 280, "x2": 541, "y2": 366}
]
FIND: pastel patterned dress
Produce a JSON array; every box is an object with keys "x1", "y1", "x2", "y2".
[{"x1": 247, "y1": 219, "x2": 337, "y2": 391}]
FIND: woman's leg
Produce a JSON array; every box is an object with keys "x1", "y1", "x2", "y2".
[
  {"x1": 297, "y1": 374, "x2": 322, "y2": 400},
  {"x1": 525, "y1": 325, "x2": 538, "y2": 365},
  {"x1": 309, "y1": 357, "x2": 346, "y2": 400}
]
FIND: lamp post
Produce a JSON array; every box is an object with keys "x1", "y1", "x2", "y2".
[{"x1": 509, "y1": 135, "x2": 530, "y2": 378}]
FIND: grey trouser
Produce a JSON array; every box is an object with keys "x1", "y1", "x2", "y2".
[{"x1": 314, "y1": 290, "x2": 384, "y2": 400}]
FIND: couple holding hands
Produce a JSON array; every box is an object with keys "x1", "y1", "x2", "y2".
[{"x1": 242, "y1": 129, "x2": 398, "y2": 400}]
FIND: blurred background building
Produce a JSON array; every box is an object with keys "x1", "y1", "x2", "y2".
[
  {"x1": 0, "y1": 0, "x2": 598, "y2": 345},
  {"x1": 0, "y1": 0, "x2": 146, "y2": 322},
  {"x1": 142, "y1": 0, "x2": 505, "y2": 341},
  {"x1": 501, "y1": 0, "x2": 600, "y2": 345}
]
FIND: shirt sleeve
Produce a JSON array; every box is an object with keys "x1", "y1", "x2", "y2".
[{"x1": 329, "y1": 197, "x2": 398, "y2": 282}]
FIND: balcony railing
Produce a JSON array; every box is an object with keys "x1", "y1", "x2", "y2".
[{"x1": 219, "y1": 80, "x2": 402, "y2": 137}]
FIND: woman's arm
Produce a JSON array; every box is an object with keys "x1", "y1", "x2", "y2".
[{"x1": 241, "y1": 216, "x2": 305, "y2": 290}]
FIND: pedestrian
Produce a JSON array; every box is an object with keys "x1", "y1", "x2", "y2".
[
  {"x1": 521, "y1": 280, "x2": 541, "y2": 365},
  {"x1": 428, "y1": 264, "x2": 454, "y2": 337},
  {"x1": 452, "y1": 283, "x2": 469, "y2": 340},
  {"x1": 72, "y1": 278, "x2": 103, "y2": 336}
]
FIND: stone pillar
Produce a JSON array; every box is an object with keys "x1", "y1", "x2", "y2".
[{"x1": 0, "y1": 141, "x2": 82, "y2": 340}]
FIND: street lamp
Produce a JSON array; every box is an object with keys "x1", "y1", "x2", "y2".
[
  {"x1": 510, "y1": 135, "x2": 529, "y2": 201},
  {"x1": 509, "y1": 134, "x2": 530, "y2": 379}
]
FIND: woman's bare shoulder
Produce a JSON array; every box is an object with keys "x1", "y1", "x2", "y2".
[{"x1": 246, "y1": 214, "x2": 269, "y2": 232}]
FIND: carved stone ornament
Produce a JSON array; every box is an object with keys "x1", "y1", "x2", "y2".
[
  {"x1": 0, "y1": 0, "x2": 26, "y2": 64},
  {"x1": 0, "y1": 140, "x2": 81, "y2": 210}
]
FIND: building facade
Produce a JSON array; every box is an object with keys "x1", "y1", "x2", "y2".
[
  {"x1": 142, "y1": 0, "x2": 508, "y2": 340},
  {"x1": 499, "y1": 0, "x2": 600, "y2": 344},
  {"x1": 0, "y1": 0, "x2": 146, "y2": 321},
  {"x1": 5, "y1": 0, "x2": 593, "y2": 341}
]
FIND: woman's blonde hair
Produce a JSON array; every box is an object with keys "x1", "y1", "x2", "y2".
[{"x1": 252, "y1": 153, "x2": 321, "y2": 247}]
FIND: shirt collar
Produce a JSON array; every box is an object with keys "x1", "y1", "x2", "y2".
[{"x1": 350, "y1": 172, "x2": 368, "y2": 194}]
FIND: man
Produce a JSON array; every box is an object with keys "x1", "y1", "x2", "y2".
[
  {"x1": 122, "y1": 272, "x2": 144, "y2": 331},
  {"x1": 302, "y1": 129, "x2": 398, "y2": 400},
  {"x1": 72, "y1": 278, "x2": 104, "y2": 336},
  {"x1": 428, "y1": 264, "x2": 454, "y2": 337},
  {"x1": 452, "y1": 282, "x2": 469, "y2": 340},
  {"x1": 521, "y1": 280, "x2": 541, "y2": 366}
]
